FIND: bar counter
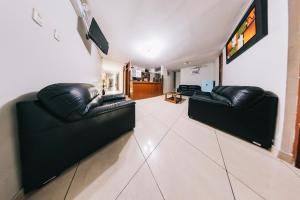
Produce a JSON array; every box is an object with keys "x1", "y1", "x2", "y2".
[{"x1": 131, "y1": 81, "x2": 163, "y2": 100}]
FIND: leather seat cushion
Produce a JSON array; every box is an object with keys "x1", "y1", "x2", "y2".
[{"x1": 37, "y1": 83, "x2": 99, "y2": 120}]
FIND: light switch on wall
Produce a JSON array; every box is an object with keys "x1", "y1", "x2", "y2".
[{"x1": 32, "y1": 8, "x2": 43, "y2": 26}]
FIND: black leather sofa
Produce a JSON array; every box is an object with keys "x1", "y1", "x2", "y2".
[
  {"x1": 17, "y1": 83, "x2": 135, "y2": 192},
  {"x1": 177, "y1": 85, "x2": 201, "y2": 96},
  {"x1": 188, "y1": 86, "x2": 278, "y2": 149}
]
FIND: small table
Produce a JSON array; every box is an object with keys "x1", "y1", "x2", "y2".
[{"x1": 165, "y1": 92, "x2": 182, "y2": 104}]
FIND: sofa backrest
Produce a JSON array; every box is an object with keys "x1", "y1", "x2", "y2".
[
  {"x1": 212, "y1": 86, "x2": 265, "y2": 108},
  {"x1": 188, "y1": 85, "x2": 201, "y2": 90},
  {"x1": 37, "y1": 83, "x2": 99, "y2": 120},
  {"x1": 178, "y1": 85, "x2": 188, "y2": 90},
  {"x1": 179, "y1": 85, "x2": 201, "y2": 91}
]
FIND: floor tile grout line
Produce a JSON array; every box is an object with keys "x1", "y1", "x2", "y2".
[
  {"x1": 189, "y1": 116, "x2": 282, "y2": 164},
  {"x1": 142, "y1": 105, "x2": 188, "y2": 160},
  {"x1": 215, "y1": 128, "x2": 285, "y2": 163},
  {"x1": 113, "y1": 133, "x2": 150, "y2": 200},
  {"x1": 132, "y1": 104, "x2": 187, "y2": 200},
  {"x1": 114, "y1": 159, "x2": 147, "y2": 200},
  {"x1": 133, "y1": 133, "x2": 166, "y2": 200},
  {"x1": 144, "y1": 129, "x2": 171, "y2": 160},
  {"x1": 173, "y1": 130, "x2": 225, "y2": 170},
  {"x1": 177, "y1": 114, "x2": 264, "y2": 199},
  {"x1": 64, "y1": 162, "x2": 80, "y2": 200},
  {"x1": 216, "y1": 129, "x2": 300, "y2": 181},
  {"x1": 148, "y1": 107, "x2": 186, "y2": 129},
  {"x1": 280, "y1": 160, "x2": 300, "y2": 179},
  {"x1": 145, "y1": 160, "x2": 166, "y2": 200},
  {"x1": 143, "y1": 105, "x2": 188, "y2": 199},
  {"x1": 228, "y1": 172, "x2": 267, "y2": 200},
  {"x1": 214, "y1": 128, "x2": 269, "y2": 200},
  {"x1": 215, "y1": 132, "x2": 236, "y2": 200}
]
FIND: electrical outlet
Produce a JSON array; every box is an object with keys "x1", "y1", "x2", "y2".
[{"x1": 32, "y1": 8, "x2": 43, "y2": 26}]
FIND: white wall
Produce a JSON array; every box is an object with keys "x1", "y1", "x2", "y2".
[
  {"x1": 102, "y1": 59, "x2": 125, "y2": 92},
  {"x1": 0, "y1": 1, "x2": 102, "y2": 199},
  {"x1": 222, "y1": 0, "x2": 289, "y2": 150},
  {"x1": 180, "y1": 60, "x2": 219, "y2": 86},
  {"x1": 162, "y1": 66, "x2": 175, "y2": 93}
]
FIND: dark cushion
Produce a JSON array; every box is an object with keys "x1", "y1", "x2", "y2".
[
  {"x1": 178, "y1": 85, "x2": 201, "y2": 91},
  {"x1": 188, "y1": 85, "x2": 201, "y2": 90},
  {"x1": 212, "y1": 86, "x2": 265, "y2": 108},
  {"x1": 179, "y1": 85, "x2": 188, "y2": 90},
  {"x1": 211, "y1": 92, "x2": 232, "y2": 105},
  {"x1": 37, "y1": 83, "x2": 99, "y2": 121}
]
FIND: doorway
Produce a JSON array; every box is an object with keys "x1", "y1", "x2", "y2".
[
  {"x1": 218, "y1": 53, "x2": 223, "y2": 86},
  {"x1": 123, "y1": 62, "x2": 131, "y2": 97}
]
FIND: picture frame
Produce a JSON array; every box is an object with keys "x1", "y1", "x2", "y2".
[{"x1": 226, "y1": 0, "x2": 268, "y2": 64}]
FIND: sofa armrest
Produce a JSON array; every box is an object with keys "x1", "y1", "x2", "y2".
[
  {"x1": 85, "y1": 100, "x2": 135, "y2": 118},
  {"x1": 102, "y1": 94, "x2": 126, "y2": 102}
]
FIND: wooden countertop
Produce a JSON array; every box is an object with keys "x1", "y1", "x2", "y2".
[{"x1": 132, "y1": 81, "x2": 161, "y2": 84}]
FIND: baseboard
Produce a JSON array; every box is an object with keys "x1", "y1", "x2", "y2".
[
  {"x1": 12, "y1": 189, "x2": 24, "y2": 200},
  {"x1": 278, "y1": 150, "x2": 294, "y2": 164}
]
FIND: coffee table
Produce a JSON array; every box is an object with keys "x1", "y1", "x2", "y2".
[{"x1": 165, "y1": 91, "x2": 182, "y2": 104}]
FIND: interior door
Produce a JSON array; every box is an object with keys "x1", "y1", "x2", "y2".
[
  {"x1": 295, "y1": 77, "x2": 300, "y2": 168},
  {"x1": 219, "y1": 53, "x2": 223, "y2": 86},
  {"x1": 123, "y1": 62, "x2": 131, "y2": 97}
]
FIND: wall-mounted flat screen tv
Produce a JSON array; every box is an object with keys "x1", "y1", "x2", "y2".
[
  {"x1": 226, "y1": 0, "x2": 268, "y2": 64},
  {"x1": 88, "y1": 18, "x2": 109, "y2": 55}
]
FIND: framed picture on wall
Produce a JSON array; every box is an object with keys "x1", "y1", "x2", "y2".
[{"x1": 226, "y1": 0, "x2": 268, "y2": 64}]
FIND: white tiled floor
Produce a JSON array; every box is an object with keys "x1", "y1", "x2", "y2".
[{"x1": 24, "y1": 96, "x2": 300, "y2": 200}]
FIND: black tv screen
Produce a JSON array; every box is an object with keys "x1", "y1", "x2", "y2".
[{"x1": 88, "y1": 18, "x2": 109, "y2": 55}]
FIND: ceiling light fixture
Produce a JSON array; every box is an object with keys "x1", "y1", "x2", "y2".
[{"x1": 135, "y1": 38, "x2": 165, "y2": 59}]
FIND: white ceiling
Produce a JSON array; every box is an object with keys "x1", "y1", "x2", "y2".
[{"x1": 87, "y1": 0, "x2": 250, "y2": 69}]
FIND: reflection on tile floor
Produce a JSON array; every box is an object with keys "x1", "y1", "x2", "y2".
[{"x1": 24, "y1": 96, "x2": 300, "y2": 200}]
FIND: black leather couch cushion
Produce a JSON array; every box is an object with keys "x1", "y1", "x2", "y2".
[
  {"x1": 212, "y1": 86, "x2": 265, "y2": 108},
  {"x1": 37, "y1": 83, "x2": 100, "y2": 121},
  {"x1": 177, "y1": 85, "x2": 202, "y2": 96}
]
